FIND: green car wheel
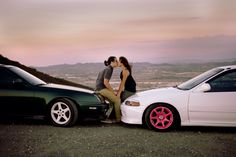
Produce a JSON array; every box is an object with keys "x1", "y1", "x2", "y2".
[{"x1": 50, "y1": 98, "x2": 78, "y2": 127}]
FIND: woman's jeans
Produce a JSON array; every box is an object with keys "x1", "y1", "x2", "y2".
[{"x1": 121, "y1": 90, "x2": 135, "y2": 103}]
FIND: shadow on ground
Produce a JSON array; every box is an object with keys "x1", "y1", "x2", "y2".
[{"x1": 0, "y1": 117, "x2": 236, "y2": 133}]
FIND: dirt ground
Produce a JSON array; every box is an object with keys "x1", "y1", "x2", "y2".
[{"x1": 0, "y1": 119, "x2": 236, "y2": 157}]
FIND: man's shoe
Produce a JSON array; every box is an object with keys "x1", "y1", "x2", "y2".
[{"x1": 101, "y1": 119, "x2": 113, "y2": 124}]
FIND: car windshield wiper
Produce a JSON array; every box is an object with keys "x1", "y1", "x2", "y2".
[
  {"x1": 173, "y1": 85, "x2": 177, "y2": 88},
  {"x1": 173, "y1": 85, "x2": 181, "y2": 89},
  {"x1": 36, "y1": 83, "x2": 47, "y2": 86},
  {"x1": 173, "y1": 85, "x2": 185, "y2": 90}
]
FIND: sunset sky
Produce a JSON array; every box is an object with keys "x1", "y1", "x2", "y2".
[{"x1": 1, "y1": 0, "x2": 236, "y2": 66}]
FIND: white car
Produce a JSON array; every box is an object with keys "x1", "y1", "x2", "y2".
[{"x1": 121, "y1": 65, "x2": 236, "y2": 131}]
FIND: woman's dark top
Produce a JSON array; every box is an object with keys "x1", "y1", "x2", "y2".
[{"x1": 120, "y1": 70, "x2": 136, "y2": 92}]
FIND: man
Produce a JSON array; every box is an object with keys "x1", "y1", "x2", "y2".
[{"x1": 96, "y1": 56, "x2": 121, "y2": 123}]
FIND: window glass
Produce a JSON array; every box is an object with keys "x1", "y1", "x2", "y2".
[
  {"x1": 10, "y1": 67, "x2": 46, "y2": 86},
  {"x1": 0, "y1": 67, "x2": 18, "y2": 89},
  {"x1": 177, "y1": 68, "x2": 223, "y2": 90},
  {"x1": 208, "y1": 70, "x2": 236, "y2": 92}
]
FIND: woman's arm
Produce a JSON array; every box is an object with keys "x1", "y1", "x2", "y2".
[{"x1": 117, "y1": 70, "x2": 129, "y2": 97}]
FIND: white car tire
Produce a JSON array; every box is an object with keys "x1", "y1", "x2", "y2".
[{"x1": 144, "y1": 104, "x2": 179, "y2": 131}]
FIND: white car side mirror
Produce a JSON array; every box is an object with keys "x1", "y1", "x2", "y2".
[{"x1": 195, "y1": 83, "x2": 211, "y2": 92}]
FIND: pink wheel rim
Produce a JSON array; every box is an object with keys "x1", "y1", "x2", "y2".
[{"x1": 149, "y1": 106, "x2": 173, "y2": 129}]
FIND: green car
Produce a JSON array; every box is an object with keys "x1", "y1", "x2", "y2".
[{"x1": 0, "y1": 64, "x2": 108, "y2": 127}]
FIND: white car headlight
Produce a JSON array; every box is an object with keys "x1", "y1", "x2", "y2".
[{"x1": 125, "y1": 100, "x2": 140, "y2": 106}]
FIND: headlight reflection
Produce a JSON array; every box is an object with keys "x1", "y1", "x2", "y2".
[{"x1": 125, "y1": 101, "x2": 140, "y2": 106}]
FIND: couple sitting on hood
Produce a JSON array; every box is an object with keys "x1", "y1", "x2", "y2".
[{"x1": 95, "y1": 56, "x2": 136, "y2": 123}]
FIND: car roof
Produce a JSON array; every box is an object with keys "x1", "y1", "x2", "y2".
[{"x1": 0, "y1": 64, "x2": 16, "y2": 68}]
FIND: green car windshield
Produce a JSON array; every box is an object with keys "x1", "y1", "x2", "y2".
[
  {"x1": 177, "y1": 68, "x2": 224, "y2": 90},
  {"x1": 10, "y1": 67, "x2": 47, "y2": 86}
]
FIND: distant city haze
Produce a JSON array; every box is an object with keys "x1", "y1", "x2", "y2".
[{"x1": 1, "y1": 0, "x2": 236, "y2": 66}]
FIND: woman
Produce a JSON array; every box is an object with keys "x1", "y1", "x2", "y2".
[
  {"x1": 95, "y1": 56, "x2": 121, "y2": 123},
  {"x1": 117, "y1": 56, "x2": 136, "y2": 102}
]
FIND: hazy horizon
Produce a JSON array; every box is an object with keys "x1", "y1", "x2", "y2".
[
  {"x1": 34, "y1": 58, "x2": 236, "y2": 68},
  {"x1": 1, "y1": 0, "x2": 236, "y2": 66}
]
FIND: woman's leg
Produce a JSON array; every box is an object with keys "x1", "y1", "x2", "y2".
[{"x1": 121, "y1": 90, "x2": 135, "y2": 102}]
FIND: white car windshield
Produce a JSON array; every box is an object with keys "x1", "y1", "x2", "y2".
[{"x1": 177, "y1": 68, "x2": 224, "y2": 90}]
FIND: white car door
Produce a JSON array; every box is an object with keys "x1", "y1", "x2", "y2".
[{"x1": 188, "y1": 70, "x2": 236, "y2": 126}]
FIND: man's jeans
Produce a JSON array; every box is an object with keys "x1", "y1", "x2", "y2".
[{"x1": 99, "y1": 88, "x2": 121, "y2": 121}]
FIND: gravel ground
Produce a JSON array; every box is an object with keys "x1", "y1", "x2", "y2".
[{"x1": 0, "y1": 119, "x2": 236, "y2": 157}]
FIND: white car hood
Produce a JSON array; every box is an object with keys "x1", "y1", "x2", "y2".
[
  {"x1": 135, "y1": 87, "x2": 181, "y2": 98},
  {"x1": 126, "y1": 87, "x2": 188, "y2": 109}
]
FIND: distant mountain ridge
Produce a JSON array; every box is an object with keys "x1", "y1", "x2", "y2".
[
  {"x1": 0, "y1": 54, "x2": 93, "y2": 90},
  {"x1": 38, "y1": 60, "x2": 236, "y2": 68},
  {"x1": 37, "y1": 60, "x2": 236, "y2": 74},
  {"x1": 36, "y1": 59, "x2": 236, "y2": 90}
]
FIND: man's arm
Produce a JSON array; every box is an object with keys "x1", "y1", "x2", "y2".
[{"x1": 104, "y1": 79, "x2": 114, "y2": 93}]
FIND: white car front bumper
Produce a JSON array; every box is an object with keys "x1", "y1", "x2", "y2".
[{"x1": 121, "y1": 103, "x2": 146, "y2": 125}]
